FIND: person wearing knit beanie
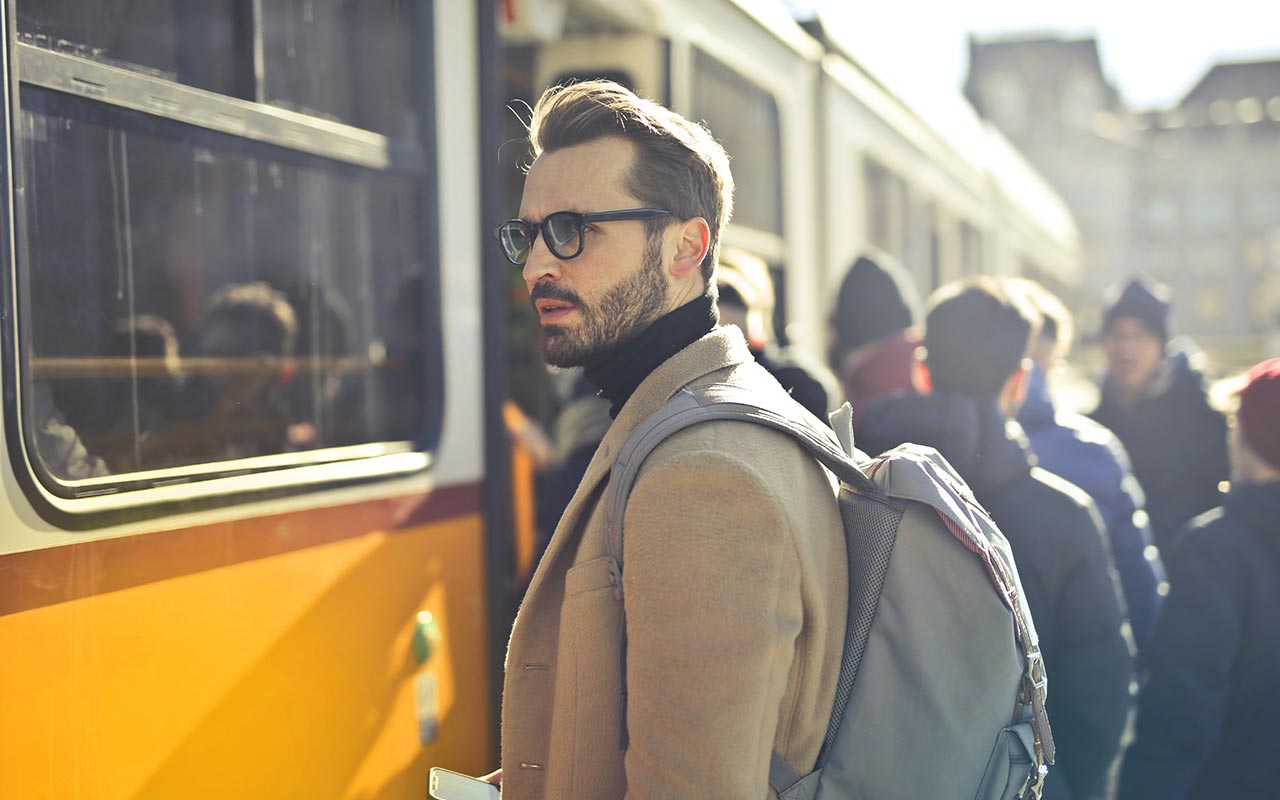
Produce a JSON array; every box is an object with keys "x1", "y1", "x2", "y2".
[
  {"x1": 1234, "y1": 358, "x2": 1280, "y2": 478},
  {"x1": 1100, "y1": 276, "x2": 1173, "y2": 405},
  {"x1": 829, "y1": 252, "x2": 919, "y2": 357},
  {"x1": 1120, "y1": 356, "x2": 1280, "y2": 799},
  {"x1": 828, "y1": 252, "x2": 922, "y2": 414},
  {"x1": 1092, "y1": 273, "x2": 1230, "y2": 550},
  {"x1": 1102, "y1": 276, "x2": 1172, "y2": 344}
]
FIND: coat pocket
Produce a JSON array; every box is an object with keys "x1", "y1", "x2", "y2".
[{"x1": 973, "y1": 721, "x2": 1037, "y2": 800}]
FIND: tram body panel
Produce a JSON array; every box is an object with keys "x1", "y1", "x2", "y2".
[{"x1": 0, "y1": 496, "x2": 492, "y2": 799}]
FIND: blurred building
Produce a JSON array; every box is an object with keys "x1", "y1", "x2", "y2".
[{"x1": 966, "y1": 36, "x2": 1280, "y2": 359}]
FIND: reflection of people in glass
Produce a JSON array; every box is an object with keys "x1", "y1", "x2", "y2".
[
  {"x1": 91, "y1": 314, "x2": 189, "y2": 472},
  {"x1": 31, "y1": 382, "x2": 109, "y2": 480},
  {"x1": 198, "y1": 282, "x2": 299, "y2": 460}
]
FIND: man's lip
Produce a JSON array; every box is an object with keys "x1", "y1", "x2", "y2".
[{"x1": 534, "y1": 299, "x2": 576, "y2": 314}]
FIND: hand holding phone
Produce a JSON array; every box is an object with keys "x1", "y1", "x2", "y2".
[{"x1": 429, "y1": 767, "x2": 501, "y2": 800}]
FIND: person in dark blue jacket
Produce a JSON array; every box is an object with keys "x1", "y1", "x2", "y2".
[
  {"x1": 1011, "y1": 279, "x2": 1166, "y2": 649},
  {"x1": 1119, "y1": 358, "x2": 1280, "y2": 800},
  {"x1": 858, "y1": 277, "x2": 1134, "y2": 800},
  {"x1": 1090, "y1": 277, "x2": 1228, "y2": 551}
]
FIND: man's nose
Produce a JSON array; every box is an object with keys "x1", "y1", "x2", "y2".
[{"x1": 521, "y1": 233, "x2": 563, "y2": 286}]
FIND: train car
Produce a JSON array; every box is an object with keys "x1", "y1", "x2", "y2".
[{"x1": 0, "y1": 2, "x2": 512, "y2": 798}]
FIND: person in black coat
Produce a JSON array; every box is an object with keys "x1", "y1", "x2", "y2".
[
  {"x1": 1011, "y1": 279, "x2": 1166, "y2": 650},
  {"x1": 1090, "y1": 277, "x2": 1228, "y2": 551},
  {"x1": 857, "y1": 277, "x2": 1135, "y2": 800},
  {"x1": 1119, "y1": 358, "x2": 1280, "y2": 800}
]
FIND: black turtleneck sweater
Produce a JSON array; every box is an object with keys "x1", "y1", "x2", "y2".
[{"x1": 583, "y1": 294, "x2": 718, "y2": 418}]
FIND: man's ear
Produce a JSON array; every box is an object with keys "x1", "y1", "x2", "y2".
[
  {"x1": 999, "y1": 359, "x2": 1032, "y2": 414},
  {"x1": 911, "y1": 349, "x2": 932, "y2": 393},
  {"x1": 670, "y1": 216, "x2": 710, "y2": 280}
]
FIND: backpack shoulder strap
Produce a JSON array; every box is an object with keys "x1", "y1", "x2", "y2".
[{"x1": 604, "y1": 383, "x2": 874, "y2": 598}]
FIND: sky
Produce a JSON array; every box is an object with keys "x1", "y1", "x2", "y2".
[{"x1": 813, "y1": 0, "x2": 1280, "y2": 110}]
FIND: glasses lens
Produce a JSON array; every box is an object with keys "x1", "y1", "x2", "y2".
[
  {"x1": 499, "y1": 222, "x2": 531, "y2": 265},
  {"x1": 544, "y1": 212, "x2": 583, "y2": 258}
]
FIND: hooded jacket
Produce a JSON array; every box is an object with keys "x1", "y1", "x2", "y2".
[
  {"x1": 1018, "y1": 364, "x2": 1165, "y2": 648},
  {"x1": 858, "y1": 391, "x2": 1135, "y2": 800},
  {"x1": 1119, "y1": 481, "x2": 1280, "y2": 800},
  {"x1": 1091, "y1": 342, "x2": 1228, "y2": 550}
]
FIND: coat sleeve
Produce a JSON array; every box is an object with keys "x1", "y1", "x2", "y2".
[
  {"x1": 619, "y1": 447, "x2": 804, "y2": 800},
  {"x1": 1043, "y1": 499, "x2": 1136, "y2": 800},
  {"x1": 1118, "y1": 526, "x2": 1239, "y2": 800}
]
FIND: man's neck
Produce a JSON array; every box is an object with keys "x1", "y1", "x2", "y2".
[{"x1": 583, "y1": 294, "x2": 718, "y2": 418}]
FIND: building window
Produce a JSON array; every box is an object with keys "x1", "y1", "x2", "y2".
[
  {"x1": 864, "y1": 157, "x2": 907, "y2": 261},
  {"x1": 11, "y1": 1, "x2": 439, "y2": 498}
]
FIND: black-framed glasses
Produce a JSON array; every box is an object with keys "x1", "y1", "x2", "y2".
[{"x1": 493, "y1": 208, "x2": 672, "y2": 265}]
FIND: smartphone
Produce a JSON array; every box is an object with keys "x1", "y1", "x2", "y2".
[{"x1": 428, "y1": 767, "x2": 500, "y2": 800}]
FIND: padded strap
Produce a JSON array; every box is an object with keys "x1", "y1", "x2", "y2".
[{"x1": 606, "y1": 385, "x2": 873, "y2": 585}]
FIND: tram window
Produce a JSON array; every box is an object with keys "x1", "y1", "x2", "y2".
[
  {"x1": 17, "y1": 0, "x2": 422, "y2": 140},
  {"x1": 691, "y1": 50, "x2": 783, "y2": 236},
  {"x1": 260, "y1": 1, "x2": 422, "y2": 139},
  {"x1": 17, "y1": 0, "x2": 248, "y2": 98},
  {"x1": 864, "y1": 158, "x2": 907, "y2": 261},
  {"x1": 19, "y1": 87, "x2": 433, "y2": 481},
  {"x1": 960, "y1": 223, "x2": 985, "y2": 276}
]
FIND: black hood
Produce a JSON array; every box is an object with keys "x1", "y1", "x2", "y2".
[{"x1": 857, "y1": 390, "x2": 1035, "y2": 498}]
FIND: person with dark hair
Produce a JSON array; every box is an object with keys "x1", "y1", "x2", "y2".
[
  {"x1": 1090, "y1": 276, "x2": 1228, "y2": 551},
  {"x1": 857, "y1": 277, "x2": 1135, "y2": 800},
  {"x1": 1119, "y1": 358, "x2": 1280, "y2": 799},
  {"x1": 489, "y1": 80, "x2": 848, "y2": 798},
  {"x1": 827, "y1": 251, "x2": 922, "y2": 418},
  {"x1": 716, "y1": 247, "x2": 838, "y2": 421},
  {"x1": 1010, "y1": 279, "x2": 1166, "y2": 650},
  {"x1": 197, "y1": 281, "x2": 299, "y2": 460}
]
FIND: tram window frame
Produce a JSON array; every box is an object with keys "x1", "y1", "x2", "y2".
[{"x1": 2, "y1": 3, "x2": 445, "y2": 525}]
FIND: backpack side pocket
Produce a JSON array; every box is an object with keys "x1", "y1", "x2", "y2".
[{"x1": 973, "y1": 721, "x2": 1037, "y2": 800}]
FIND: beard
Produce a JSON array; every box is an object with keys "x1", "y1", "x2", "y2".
[{"x1": 534, "y1": 233, "x2": 668, "y2": 368}]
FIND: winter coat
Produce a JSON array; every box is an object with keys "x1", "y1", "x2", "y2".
[
  {"x1": 1090, "y1": 343, "x2": 1229, "y2": 551},
  {"x1": 500, "y1": 326, "x2": 848, "y2": 799},
  {"x1": 1018, "y1": 364, "x2": 1166, "y2": 648},
  {"x1": 858, "y1": 391, "x2": 1135, "y2": 800},
  {"x1": 1118, "y1": 481, "x2": 1280, "y2": 800}
]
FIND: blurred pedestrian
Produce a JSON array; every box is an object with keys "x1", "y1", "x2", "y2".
[
  {"x1": 717, "y1": 246, "x2": 839, "y2": 421},
  {"x1": 857, "y1": 277, "x2": 1135, "y2": 800},
  {"x1": 1010, "y1": 278, "x2": 1167, "y2": 650},
  {"x1": 827, "y1": 251, "x2": 922, "y2": 419},
  {"x1": 1090, "y1": 276, "x2": 1228, "y2": 551},
  {"x1": 488, "y1": 80, "x2": 847, "y2": 798},
  {"x1": 1119, "y1": 358, "x2": 1280, "y2": 800}
]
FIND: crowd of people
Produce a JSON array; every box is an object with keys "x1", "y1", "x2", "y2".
[{"x1": 489, "y1": 78, "x2": 1276, "y2": 799}]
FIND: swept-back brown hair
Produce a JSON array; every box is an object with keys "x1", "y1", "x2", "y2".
[{"x1": 526, "y1": 80, "x2": 734, "y2": 284}]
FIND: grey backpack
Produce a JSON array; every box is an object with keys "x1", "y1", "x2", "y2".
[{"x1": 605, "y1": 383, "x2": 1055, "y2": 800}]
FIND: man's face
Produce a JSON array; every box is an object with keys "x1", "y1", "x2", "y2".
[
  {"x1": 1102, "y1": 317, "x2": 1164, "y2": 396},
  {"x1": 519, "y1": 137, "x2": 671, "y2": 368}
]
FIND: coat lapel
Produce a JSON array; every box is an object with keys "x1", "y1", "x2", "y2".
[{"x1": 520, "y1": 327, "x2": 756, "y2": 602}]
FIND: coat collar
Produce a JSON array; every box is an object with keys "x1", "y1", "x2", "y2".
[{"x1": 525, "y1": 326, "x2": 755, "y2": 594}]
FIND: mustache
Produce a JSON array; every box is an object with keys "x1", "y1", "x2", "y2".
[{"x1": 529, "y1": 283, "x2": 584, "y2": 308}]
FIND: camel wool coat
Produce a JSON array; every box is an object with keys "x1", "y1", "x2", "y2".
[{"x1": 500, "y1": 327, "x2": 849, "y2": 799}]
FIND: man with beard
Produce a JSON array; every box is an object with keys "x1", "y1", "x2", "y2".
[{"x1": 486, "y1": 81, "x2": 847, "y2": 798}]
